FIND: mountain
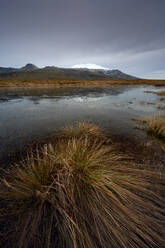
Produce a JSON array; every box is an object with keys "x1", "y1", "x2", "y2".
[
  {"x1": 0, "y1": 63, "x2": 138, "y2": 80},
  {"x1": 20, "y1": 63, "x2": 38, "y2": 71},
  {"x1": 0, "y1": 67, "x2": 18, "y2": 74},
  {"x1": 0, "y1": 63, "x2": 37, "y2": 74}
]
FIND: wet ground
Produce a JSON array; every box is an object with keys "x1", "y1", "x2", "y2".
[{"x1": 0, "y1": 85, "x2": 165, "y2": 164}]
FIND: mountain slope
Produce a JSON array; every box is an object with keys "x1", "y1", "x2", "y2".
[{"x1": 0, "y1": 64, "x2": 138, "y2": 80}]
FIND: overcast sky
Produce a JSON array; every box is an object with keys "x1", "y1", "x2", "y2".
[{"x1": 0, "y1": 0, "x2": 165, "y2": 78}]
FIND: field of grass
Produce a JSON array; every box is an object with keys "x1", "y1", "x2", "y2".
[
  {"x1": 0, "y1": 79, "x2": 165, "y2": 87},
  {"x1": 0, "y1": 122, "x2": 164, "y2": 248}
]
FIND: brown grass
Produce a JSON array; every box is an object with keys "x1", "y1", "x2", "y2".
[
  {"x1": 139, "y1": 101, "x2": 156, "y2": 105},
  {"x1": 144, "y1": 90, "x2": 156, "y2": 94},
  {"x1": 133, "y1": 115, "x2": 165, "y2": 143},
  {"x1": 147, "y1": 116, "x2": 165, "y2": 140},
  {"x1": 144, "y1": 90, "x2": 165, "y2": 96},
  {"x1": 0, "y1": 79, "x2": 165, "y2": 87},
  {"x1": 0, "y1": 124, "x2": 165, "y2": 248},
  {"x1": 146, "y1": 102, "x2": 156, "y2": 105},
  {"x1": 157, "y1": 104, "x2": 165, "y2": 110},
  {"x1": 60, "y1": 122, "x2": 106, "y2": 140},
  {"x1": 131, "y1": 117, "x2": 148, "y2": 124},
  {"x1": 160, "y1": 97, "x2": 165, "y2": 101},
  {"x1": 156, "y1": 91, "x2": 165, "y2": 96}
]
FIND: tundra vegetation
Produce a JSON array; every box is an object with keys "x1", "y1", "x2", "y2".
[
  {"x1": 0, "y1": 79, "x2": 165, "y2": 87},
  {"x1": 0, "y1": 122, "x2": 164, "y2": 248}
]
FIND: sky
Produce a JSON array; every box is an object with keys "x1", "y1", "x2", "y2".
[{"x1": 0, "y1": 0, "x2": 165, "y2": 79}]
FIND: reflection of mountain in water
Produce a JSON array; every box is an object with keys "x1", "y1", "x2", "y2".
[{"x1": 0, "y1": 86, "x2": 128, "y2": 104}]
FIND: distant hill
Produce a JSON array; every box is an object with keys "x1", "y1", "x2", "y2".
[
  {"x1": 20, "y1": 63, "x2": 38, "y2": 71},
  {"x1": 0, "y1": 63, "x2": 37, "y2": 74},
  {"x1": 0, "y1": 63, "x2": 138, "y2": 80}
]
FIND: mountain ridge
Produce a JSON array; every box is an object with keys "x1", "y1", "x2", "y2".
[{"x1": 0, "y1": 63, "x2": 138, "y2": 80}]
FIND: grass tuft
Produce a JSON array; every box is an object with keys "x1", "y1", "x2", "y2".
[
  {"x1": 132, "y1": 117, "x2": 148, "y2": 124},
  {"x1": 160, "y1": 97, "x2": 165, "y2": 101},
  {"x1": 0, "y1": 127, "x2": 165, "y2": 248},
  {"x1": 147, "y1": 116, "x2": 165, "y2": 140},
  {"x1": 139, "y1": 101, "x2": 155, "y2": 105},
  {"x1": 61, "y1": 121, "x2": 106, "y2": 140},
  {"x1": 144, "y1": 90, "x2": 165, "y2": 96},
  {"x1": 157, "y1": 104, "x2": 165, "y2": 110}
]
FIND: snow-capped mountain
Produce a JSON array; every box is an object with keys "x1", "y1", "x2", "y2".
[
  {"x1": 0, "y1": 63, "x2": 138, "y2": 80},
  {"x1": 72, "y1": 64, "x2": 109, "y2": 70}
]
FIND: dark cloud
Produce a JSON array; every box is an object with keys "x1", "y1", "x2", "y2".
[{"x1": 0, "y1": 0, "x2": 165, "y2": 78}]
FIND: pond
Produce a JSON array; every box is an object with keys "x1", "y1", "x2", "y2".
[{"x1": 0, "y1": 85, "x2": 165, "y2": 163}]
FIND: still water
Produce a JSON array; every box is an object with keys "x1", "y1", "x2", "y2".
[{"x1": 0, "y1": 85, "x2": 164, "y2": 162}]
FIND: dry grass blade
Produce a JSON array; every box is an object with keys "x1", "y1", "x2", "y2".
[{"x1": 0, "y1": 128, "x2": 165, "y2": 248}]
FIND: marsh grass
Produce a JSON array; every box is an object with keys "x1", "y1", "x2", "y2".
[
  {"x1": 144, "y1": 90, "x2": 155, "y2": 94},
  {"x1": 147, "y1": 116, "x2": 165, "y2": 140},
  {"x1": 0, "y1": 127, "x2": 165, "y2": 248},
  {"x1": 139, "y1": 101, "x2": 156, "y2": 105},
  {"x1": 133, "y1": 115, "x2": 165, "y2": 143},
  {"x1": 156, "y1": 91, "x2": 165, "y2": 96},
  {"x1": 147, "y1": 101, "x2": 156, "y2": 105},
  {"x1": 61, "y1": 122, "x2": 107, "y2": 141},
  {"x1": 0, "y1": 79, "x2": 165, "y2": 87},
  {"x1": 157, "y1": 104, "x2": 165, "y2": 110},
  {"x1": 144, "y1": 90, "x2": 165, "y2": 96},
  {"x1": 132, "y1": 117, "x2": 148, "y2": 124}
]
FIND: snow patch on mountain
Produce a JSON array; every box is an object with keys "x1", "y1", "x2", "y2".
[{"x1": 72, "y1": 64, "x2": 109, "y2": 70}]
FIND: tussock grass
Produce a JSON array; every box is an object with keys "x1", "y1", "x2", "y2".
[
  {"x1": 0, "y1": 128, "x2": 165, "y2": 247},
  {"x1": 144, "y1": 90, "x2": 156, "y2": 94},
  {"x1": 144, "y1": 90, "x2": 165, "y2": 96},
  {"x1": 133, "y1": 115, "x2": 165, "y2": 143},
  {"x1": 146, "y1": 101, "x2": 156, "y2": 105},
  {"x1": 156, "y1": 91, "x2": 165, "y2": 96},
  {"x1": 61, "y1": 122, "x2": 106, "y2": 140},
  {"x1": 160, "y1": 97, "x2": 165, "y2": 101},
  {"x1": 139, "y1": 101, "x2": 156, "y2": 105},
  {"x1": 132, "y1": 117, "x2": 148, "y2": 124},
  {"x1": 147, "y1": 116, "x2": 165, "y2": 140},
  {"x1": 157, "y1": 104, "x2": 165, "y2": 110}
]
